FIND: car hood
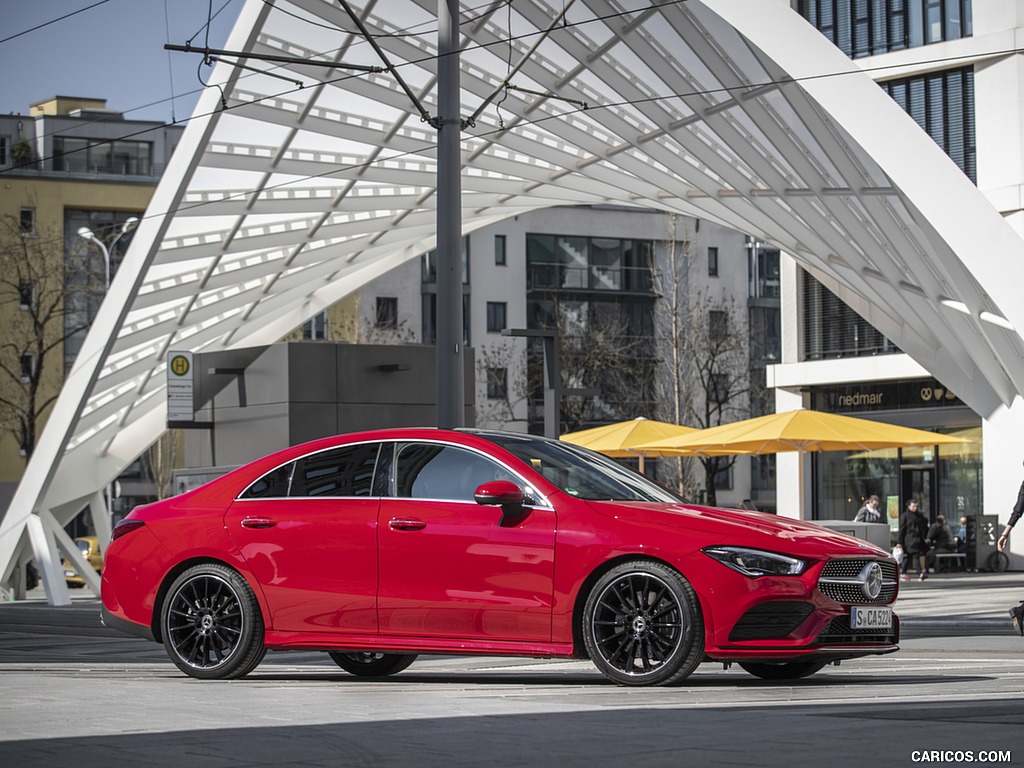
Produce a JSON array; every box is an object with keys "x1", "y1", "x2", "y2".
[{"x1": 586, "y1": 499, "x2": 889, "y2": 558}]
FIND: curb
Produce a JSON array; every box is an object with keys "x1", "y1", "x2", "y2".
[{"x1": 900, "y1": 617, "x2": 1013, "y2": 630}]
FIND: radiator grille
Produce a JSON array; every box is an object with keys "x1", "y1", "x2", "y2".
[{"x1": 818, "y1": 558, "x2": 898, "y2": 604}]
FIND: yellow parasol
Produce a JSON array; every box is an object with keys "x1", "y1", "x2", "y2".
[
  {"x1": 634, "y1": 409, "x2": 969, "y2": 456},
  {"x1": 560, "y1": 417, "x2": 697, "y2": 472}
]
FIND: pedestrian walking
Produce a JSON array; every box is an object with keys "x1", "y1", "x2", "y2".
[
  {"x1": 897, "y1": 499, "x2": 929, "y2": 581},
  {"x1": 998, "y1": 460, "x2": 1024, "y2": 635}
]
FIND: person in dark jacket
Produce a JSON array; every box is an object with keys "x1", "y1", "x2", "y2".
[
  {"x1": 999, "y1": 462, "x2": 1024, "y2": 634},
  {"x1": 926, "y1": 514, "x2": 956, "y2": 571},
  {"x1": 898, "y1": 499, "x2": 929, "y2": 581},
  {"x1": 927, "y1": 515, "x2": 955, "y2": 552}
]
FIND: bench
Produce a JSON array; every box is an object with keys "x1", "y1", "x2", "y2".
[{"x1": 933, "y1": 552, "x2": 966, "y2": 572}]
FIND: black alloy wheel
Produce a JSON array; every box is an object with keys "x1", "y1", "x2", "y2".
[
  {"x1": 738, "y1": 660, "x2": 826, "y2": 680},
  {"x1": 327, "y1": 651, "x2": 418, "y2": 677},
  {"x1": 583, "y1": 560, "x2": 703, "y2": 686},
  {"x1": 161, "y1": 563, "x2": 266, "y2": 680}
]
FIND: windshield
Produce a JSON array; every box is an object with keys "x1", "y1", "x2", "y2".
[{"x1": 482, "y1": 432, "x2": 685, "y2": 503}]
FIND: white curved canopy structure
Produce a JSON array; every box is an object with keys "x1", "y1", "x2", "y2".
[{"x1": 4, "y1": 0, "x2": 1024, "y2": 602}]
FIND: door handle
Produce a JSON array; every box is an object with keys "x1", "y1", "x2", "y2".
[
  {"x1": 389, "y1": 518, "x2": 427, "y2": 531},
  {"x1": 241, "y1": 517, "x2": 277, "y2": 529}
]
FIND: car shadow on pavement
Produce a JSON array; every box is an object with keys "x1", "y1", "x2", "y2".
[
  {"x1": 1, "y1": 699, "x2": 1020, "y2": 768},
  {"x1": 239, "y1": 668, "x2": 993, "y2": 688}
]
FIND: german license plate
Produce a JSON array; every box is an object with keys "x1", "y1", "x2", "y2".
[
  {"x1": 64, "y1": 569, "x2": 75, "y2": 578},
  {"x1": 850, "y1": 605, "x2": 891, "y2": 629}
]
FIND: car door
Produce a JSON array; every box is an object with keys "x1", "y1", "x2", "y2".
[
  {"x1": 376, "y1": 441, "x2": 556, "y2": 642},
  {"x1": 225, "y1": 442, "x2": 381, "y2": 634}
]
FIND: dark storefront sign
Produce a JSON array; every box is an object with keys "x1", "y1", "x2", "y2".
[{"x1": 811, "y1": 379, "x2": 962, "y2": 414}]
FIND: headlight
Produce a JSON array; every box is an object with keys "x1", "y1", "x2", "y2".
[{"x1": 702, "y1": 546, "x2": 806, "y2": 577}]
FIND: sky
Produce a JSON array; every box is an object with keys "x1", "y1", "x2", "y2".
[{"x1": 0, "y1": 0, "x2": 243, "y2": 123}]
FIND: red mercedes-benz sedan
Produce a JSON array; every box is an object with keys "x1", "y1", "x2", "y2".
[{"x1": 101, "y1": 428, "x2": 899, "y2": 686}]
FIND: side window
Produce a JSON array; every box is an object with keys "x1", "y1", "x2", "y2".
[
  {"x1": 394, "y1": 443, "x2": 507, "y2": 501},
  {"x1": 241, "y1": 463, "x2": 294, "y2": 499},
  {"x1": 290, "y1": 443, "x2": 381, "y2": 497}
]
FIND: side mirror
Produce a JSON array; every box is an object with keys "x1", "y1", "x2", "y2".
[
  {"x1": 475, "y1": 480, "x2": 530, "y2": 526},
  {"x1": 474, "y1": 480, "x2": 525, "y2": 507}
]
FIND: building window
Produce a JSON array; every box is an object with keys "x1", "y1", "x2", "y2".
[
  {"x1": 303, "y1": 310, "x2": 328, "y2": 340},
  {"x1": 421, "y1": 236, "x2": 470, "y2": 285},
  {"x1": 710, "y1": 372, "x2": 730, "y2": 405},
  {"x1": 495, "y1": 235, "x2": 507, "y2": 266},
  {"x1": 486, "y1": 367, "x2": 508, "y2": 399},
  {"x1": 0, "y1": 136, "x2": 8, "y2": 165},
  {"x1": 375, "y1": 297, "x2": 398, "y2": 329},
  {"x1": 486, "y1": 301, "x2": 507, "y2": 333},
  {"x1": 798, "y1": 0, "x2": 971, "y2": 58},
  {"x1": 882, "y1": 66, "x2": 975, "y2": 184},
  {"x1": 526, "y1": 234, "x2": 654, "y2": 293},
  {"x1": 708, "y1": 246, "x2": 719, "y2": 277},
  {"x1": 19, "y1": 354, "x2": 34, "y2": 382},
  {"x1": 749, "y1": 306, "x2": 781, "y2": 363},
  {"x1": 713, "y1": 462, "x2": 733, "y2": 491},
  {"x1": 709, "y1": 309, "x2": 728, "y2": 342},
  {"x1": 422, "y1": 294, "x2": 470, "y2": 346},
  {"x1": 53, "y1": 137, "x2": 153, "y2": 176},
  {"x1": 803, "y1": 270, "x2": 900, "y2": 359},
  {"x1": 19, "y1": 208, "x2": 35, "y2": 235},
  {"x1": 18, "y1": 280, "x2": 34, "y2": 310}
]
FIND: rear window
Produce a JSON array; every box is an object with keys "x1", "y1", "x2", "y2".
[{"x1": 239, "y1": 443, "x2": 381, "y2": 499}]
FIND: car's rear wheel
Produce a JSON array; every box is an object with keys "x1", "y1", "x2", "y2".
[
  {"x1": 583, "y1": 560, "x2": 703, "y2": 686},
  {"x1": 738, "y1": 661, "x2": 826, "y2": 680},
  {"x1": 161, "y1": 563, "x2": 266, "y2": 680},
  {"x1": 327, "y1": 651, "x2": 417, "y2": 677}
]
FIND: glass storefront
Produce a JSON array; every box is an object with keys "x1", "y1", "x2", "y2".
[{"x1": 809, "y1": 381, "x2": 981, "y2": 531}]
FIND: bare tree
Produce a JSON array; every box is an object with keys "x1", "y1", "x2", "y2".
[
  {"x1": 652, "y1": 215, "x2": 752, "y2": 504},
  {"x1": 141, "y1": 430, "x2": 181, "y2": 501},
  {"x1": 358, "y1": 316, "x2": 418, "y2": 345},
  {"x1": 474, "y1": 340, "x2": 529, "y2": 429},
  {"x1": 529, "y1": 295, "x2": 658, "y2": 435},
  {"x1": 651, "y1": 214, "x2": 700, "y2": 496},
  {"x1": 0, "y1": 211, "x2": 91, "y2": 458},
  {"x1": 680, "y1": 292, "x2": 752, "y2": 506}
]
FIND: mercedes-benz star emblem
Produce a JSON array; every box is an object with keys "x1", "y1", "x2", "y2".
[{"x1": 859, "y1": 562, "x2": 884, "y2": 600}]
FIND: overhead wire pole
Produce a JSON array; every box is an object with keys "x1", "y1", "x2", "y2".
[{"x1": 434, "y1": 0, "x2": 464, "y2": 428}]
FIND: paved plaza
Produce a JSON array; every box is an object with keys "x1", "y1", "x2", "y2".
[{"x1": 1, "y1": 570, "x2": 1022, "y2": 768}]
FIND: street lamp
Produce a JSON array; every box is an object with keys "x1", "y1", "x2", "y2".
[
  {"x1": 77, "y1": 216, "x2": 139, "y2": 290},
  {"x1": 75, "y1": 216, "x2": 139, "y2": 534}
]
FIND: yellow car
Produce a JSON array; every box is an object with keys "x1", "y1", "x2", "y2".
[{"x1": 63, "y1": 536, "x2": 103, "y2": 588}]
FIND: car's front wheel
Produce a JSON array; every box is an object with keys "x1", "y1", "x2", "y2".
[
  {"x1": 738, "y1": 661, "x2": 826, "y2": 680},
  {"x1": 327, "y1": 651, "x2": 417, "y2": 677},
  {"x1": 583, "y1": 560, "x2": 703, "y2": 686},
  {"x1": 161, "y1": 563, "x2": 266, "y2": 680}
]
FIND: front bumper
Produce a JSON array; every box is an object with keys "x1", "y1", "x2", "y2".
[{"x1": 703, "y1": 556, "x2": 900, "y2": 662}]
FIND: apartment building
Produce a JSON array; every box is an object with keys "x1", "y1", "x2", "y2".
[
  {"x1": 0, "y1": 97, "x2": 183, "y2": 515},
  {"x1": 343, "y1": 205, "x2": 779, "y2": 509},
  {"x1": 771, "y1": 2, "x2": 1017, "y2": 546}
]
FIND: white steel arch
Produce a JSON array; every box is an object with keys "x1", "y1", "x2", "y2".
[{"x1": 3, "y1": 0, "x2": 1024, "y2": 603}]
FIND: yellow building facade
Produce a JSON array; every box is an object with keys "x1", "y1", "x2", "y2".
[{"x1": 0, "y1": 98, "x2": 182, "y2": 511}]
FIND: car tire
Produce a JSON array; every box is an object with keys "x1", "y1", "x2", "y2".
[
  {"x1": 161, "y1": 563, "x2": 266, "y2": 680},
  {"x1": 738, "y1": 661, "x2": 826, "y2": 680},
  {"x1": 582, "y1": 560, "x2": 704, "y2": 687},
  {"x1": 327, "y1": 651, "x2": 418, "y2": 677}
]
